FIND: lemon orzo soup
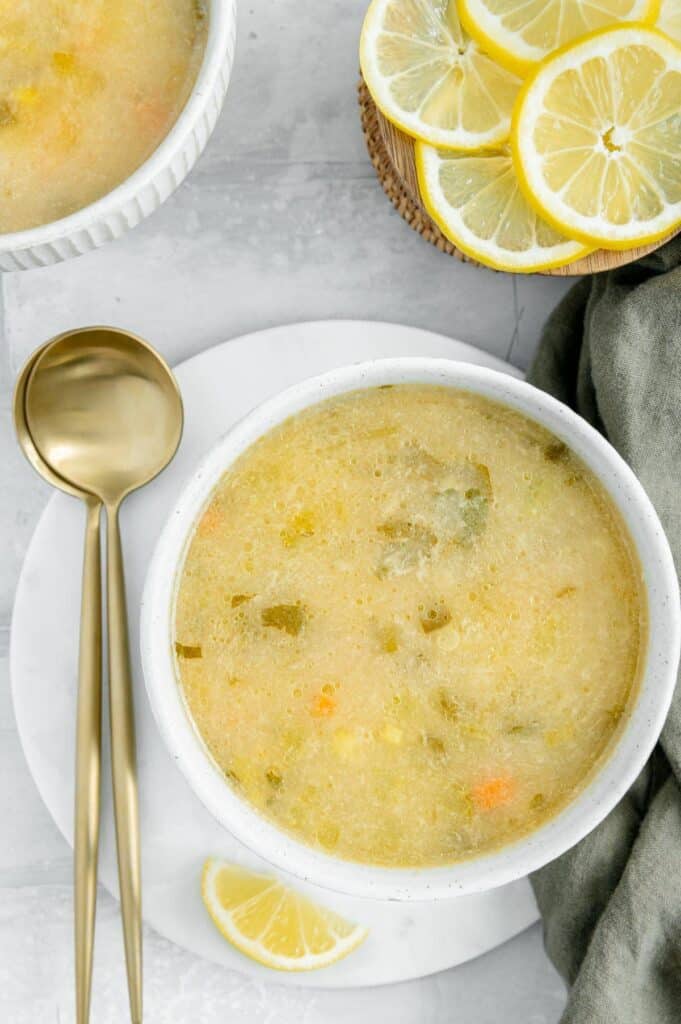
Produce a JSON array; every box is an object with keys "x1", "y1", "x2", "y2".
[
  {"x1": 0, "y1": 0, "x2": 206, "y2": 232},
  {"x1": 174, "y1": 385, "x2": 646, "y2": 867}
]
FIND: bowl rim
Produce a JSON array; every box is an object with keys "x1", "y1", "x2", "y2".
[
  {"x1": 0, "y1": 0, "x2": 235, "y2": 251},
  {"x1": 141, "y1": 357, "x2": 681, "y2": 900}
]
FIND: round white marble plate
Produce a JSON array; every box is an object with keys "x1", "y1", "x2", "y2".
[{"x1": 10, "y1": 320, "x2": 538, "y2": 989}]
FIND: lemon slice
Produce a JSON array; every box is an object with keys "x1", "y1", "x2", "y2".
[
  {"x1": 416, "y1": 142, "x2": 591, "y2": 270},
  {"x1": 512, "y1": 26, "x2": 681, "y2": 249},
  {"x1": 201, "y1": 859, "x2": 368, "y2": 971},
  {"x1": 360, "y1": 0, "x2": 521, "y2": 150},
  {"x1": 658, "y1": 0, "x2": 681, "y2": 42},
  {"x1": 458, "y1": 0, "x2": 659, "y2": 75}
]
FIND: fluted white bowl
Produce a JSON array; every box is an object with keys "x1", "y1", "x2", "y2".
[{"x1": 0, "y1": 0, "x2": 237, "y2": 271}]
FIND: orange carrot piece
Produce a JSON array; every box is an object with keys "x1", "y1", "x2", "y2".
[
  {"x1": 135, "y1": 98, "x2": 171, "y2": 135},
  {"x1": 310, "y1": 693, "x2": 336, "y2": 718},
  {"x1": 472, "y1": 776, "x2": 515, "y2": 811},
  {"x1": 197, "y1": 505, "x2": 222, "y2": 536}
]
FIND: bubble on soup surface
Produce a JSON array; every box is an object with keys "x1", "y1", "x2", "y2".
[{"x1": 420, "y1": 603, "x2": 452, "y2": 634}]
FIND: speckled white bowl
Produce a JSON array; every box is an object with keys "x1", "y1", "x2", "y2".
[
  {"x1": 141, "y1": 358, "x2": 680, "y2": 901},
  {"x1": 0, "y1": 0, "x2": 236, "y2": 271}
]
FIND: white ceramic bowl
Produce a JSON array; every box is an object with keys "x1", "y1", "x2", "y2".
[
  {"x1": 0, "y1": 0, "x2": 237, "y2": 271},
  {"x1": 141, "y1": 358, "x2": 680, "y2": 900}
]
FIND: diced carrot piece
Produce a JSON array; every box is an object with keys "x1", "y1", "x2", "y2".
[
  {"x1": 472, "y1": 776, "x2": 515, "y2": 811},
  {"x1": 310, "y1": 693, "x2": 336, "y2": 718},
  {"x1": 197, "y1": 505, "x2": 222, "y2": 536},
  {"x1": 135, "y1": 98, "x2": 171, "y2": 135}
]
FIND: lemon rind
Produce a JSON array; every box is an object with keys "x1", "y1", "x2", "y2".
[
  {"x1": 457, "y1": 0, "x2": 661, "y2": 77},
  {"x1": 457, "y1": 0, "x2": 540, "y2": 76}
]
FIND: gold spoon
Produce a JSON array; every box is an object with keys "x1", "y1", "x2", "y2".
[
  {"x1": 14, "y1": 342, "x2": 103, "y2": 1024},
  {"x1": 24, "y1": 327, "x2": 183, "y2": 1024}
]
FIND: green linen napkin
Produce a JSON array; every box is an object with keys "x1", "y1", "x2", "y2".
[{"x1": 528, "y1": 237, "x2": 681, "y2": 1024}]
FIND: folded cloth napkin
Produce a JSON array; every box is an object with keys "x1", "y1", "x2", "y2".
[{"x1": 527, "y1": 237, "x2": 681, "y2": 1024}]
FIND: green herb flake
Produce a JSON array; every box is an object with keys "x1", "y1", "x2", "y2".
[
  {"x1": 175, "y1": 641, "x2": 202, "y2": 659},
  {"x1": 436, "y1": 689, "x2": 459, "y2": 722},
  {"x1": 0, "y1": 101, "x2": 16, "y2": 127},
  {"x1": 265, "y1": 768, "x2": 283, "y2": 788},
  {"x1": 425, "y1": 735, "x2": 446, "y2": 755},
  {"x1": 262, "y1": 603, "x2": 305, "y2": 636},
  {"x1": 544, "y1": 441, "x2": 569, "y2": 463}
]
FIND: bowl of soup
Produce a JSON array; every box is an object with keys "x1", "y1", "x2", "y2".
[
  {"x1": 141, "y1": 358, "x2": 680, "y2": 900},
  {"x1": 0, "y1": 0, "x2": 236, "y2": 270}
]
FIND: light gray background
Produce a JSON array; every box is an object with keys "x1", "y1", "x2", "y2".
[{"x1": 1, "y1": 2, "x2": 571, "y2": 1020}]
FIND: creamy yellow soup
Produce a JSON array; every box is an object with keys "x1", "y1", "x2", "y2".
[
  {"x1": 175, "y1": 386, "x2": 646, "y2": 867},
  {"x1": 0, "y1": 0, "x2": 206, "y2": 232}
]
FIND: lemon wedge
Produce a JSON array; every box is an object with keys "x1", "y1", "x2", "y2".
[
  {"x1": 416, "y1": 142, "x2": 591, "y2": 270},
  {"x1": 658, "y1": 0, "x2": 681, "y2": 42},
  {"x1": 458, "y1": 0, "x2": 659, "y2": 75},
  {"x1": 512, "y1": 26, "x2": 681, "y2": 249},
  {"x1": 201, "y1": 859, "x2": 368, "y2": 971},
  {"x1": 360, "y1": 0, "x2": 521, "y2": 150}
]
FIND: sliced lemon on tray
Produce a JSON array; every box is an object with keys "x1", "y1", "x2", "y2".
[
  {"x1": 416, "y1": 142, "x2": 591, "y2": 270},
  {"x1": 360, "y1": 0, "x2": 521, "y2": 150},
  {"x1": 657, "y1": 0, "x2": 681, "y2": 42},
  {"x1": 458, "y1": 0, "x2": 659, "y2": 75},
  {"x1": 201, "y1": 859, "x2": 368, "y2": 971},
  {"x1": 512, "y1": 25, "x2": 681, "y2": 249}
]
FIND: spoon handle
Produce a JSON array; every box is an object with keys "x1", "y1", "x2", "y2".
[
  {"x1": 106, "y1": 505, "x2": 143, "y2": 1024},
  {"x1": 75, "y1": 497, "x2": 102, "y2": 1024}
]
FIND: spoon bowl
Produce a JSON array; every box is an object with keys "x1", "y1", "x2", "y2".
[{"x1": 25, "y1": 327, "x2": 183, "y2": 506}]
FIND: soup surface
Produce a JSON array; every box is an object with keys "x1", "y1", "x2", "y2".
[
  {"x1": 175, "y1": 385, "x2": 645, "y2": 867},
  {"x1": 0, "y1": 0, "x2": 206, "y2": 232}
]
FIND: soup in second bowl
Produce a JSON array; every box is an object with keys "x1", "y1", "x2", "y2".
[
  {"x1": 174, "y1": 385, "x2": 645, "y2": 867},
  {"x1": 0, "y1": 0, "x2": 206, "y2": 232}
]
